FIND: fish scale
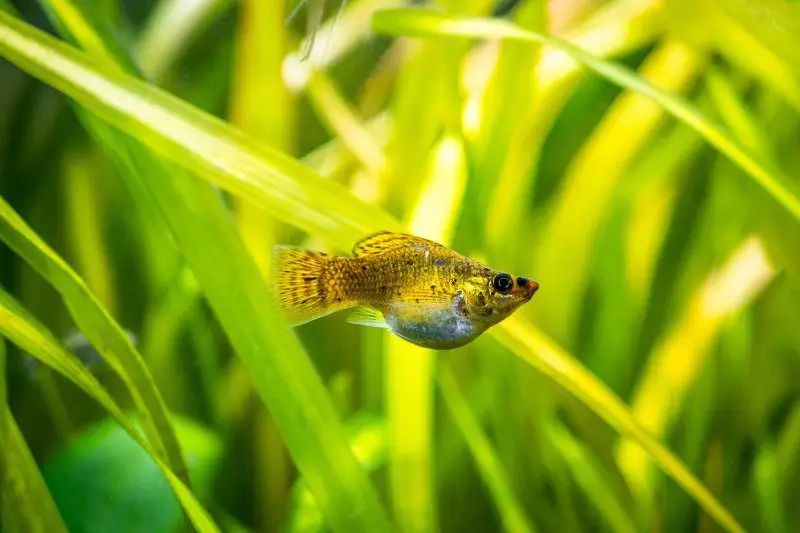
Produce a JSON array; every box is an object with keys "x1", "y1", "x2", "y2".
[{"x1": 272, "y1": 231, "x2": 539, "y2": 349}]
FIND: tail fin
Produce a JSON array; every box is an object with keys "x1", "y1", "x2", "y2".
[{"x1": 271, "y1": 245, "x2": 340, "y2": 326}]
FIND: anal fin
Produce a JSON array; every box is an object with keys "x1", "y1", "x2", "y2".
[{"x1": 347, "y1": 306, "x2": 389, "y2": 329}]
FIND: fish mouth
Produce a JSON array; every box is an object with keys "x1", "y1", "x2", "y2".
[
  {"x1": 528, "y1": 281, "x2": 539, "y2": 298},
  {"x1": 516, "y1": 277, "x2": 539, "y2": 300}
]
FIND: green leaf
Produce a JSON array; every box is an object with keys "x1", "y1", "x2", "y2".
[
  {"x1": 42, "y1": 415, "x2": 223, "y2": 533},
  {"x1": 0, "y1": 5, "x2": 390, "y2": 531},
  {"x1": 2, "y1": 336, "x2": 69, "y2": 533},
  {"x1": 383, "y1": 132, "x2": 468, "y2": 531},
  {"x1": 0, "y1": 7, "x2": 743, "y2": 532},
  {"x1": 284, "y1": 412, "x2": 388, "y2": 533},
  {"x1": 0, "y1": 9, "x2": 400, "y2": 253},
  {"x1": 2, "y1": 407, "x2": 70, "y2": 533},
  {"x1": 137, "y1": 0, "x2": 236, "y2": 81},
  {"x1": 493, "y1": 316, "x2": 744, "y2": 533},
  {"x1": 0, "y1": 288, "x2": 220, "y2": 533},
  {"x1": 437, "y1": 364, "x2": 536, "y2": 533},
  {"x1": 620, "y1": 237, "x2": 775, "y2": 508},
  {"x1": 544, "y1": 421, "x2": 637, "y2": 533},
  {"x1": 370, "y1": 8, "x2": 800, "y2": 228},
  {"x1": 670, "y1": 0, "x2": 800, "y2": 113},
  {"x1": 0, "y1": 191, "x2": 192, "y2": 488}
]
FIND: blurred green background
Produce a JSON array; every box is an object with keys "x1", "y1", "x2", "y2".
[{"x1": 1, "y1": 0, "x2": 799, "y2": 532}]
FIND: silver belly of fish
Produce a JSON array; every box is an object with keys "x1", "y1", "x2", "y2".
[{"x1": 384, "y1": 296, "x2": 481, "y2": 350}]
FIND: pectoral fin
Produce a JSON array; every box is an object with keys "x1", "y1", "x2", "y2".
[{"x1": 346, "y1": 306, "x2": 389, "y2": 329}]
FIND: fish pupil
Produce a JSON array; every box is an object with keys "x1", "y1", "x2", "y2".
[{"x1": 493, "y1": 273, "x2": 513, "y2": 294}]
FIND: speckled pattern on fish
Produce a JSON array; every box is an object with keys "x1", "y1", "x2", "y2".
[{"x1": 272, "y1": 232, "x2": 539, "y2": 349}]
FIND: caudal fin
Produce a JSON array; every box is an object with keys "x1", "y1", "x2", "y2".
[{"x1": 271, "y1": 245, "x2": 342, "y2": 326}]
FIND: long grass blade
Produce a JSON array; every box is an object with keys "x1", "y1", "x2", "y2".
[
  {"x1": 2, "y1": 336, "x2": 69, "y2": 533},
  {"x1": 437, "y1": 364, "x2": 536, "y2": 533},
  {"x1": 0, "y1": 195, "x2": 191, "y2": 486},
  {"x1": 27, "y1": 2, "x2": 390, "y2": 528},
  {"x1": 370, "y1": 8, "x2": 800, "y2": 227},
  {"x1": 492, "y1": 317, "x2": 745, "y2": 533},
  {"x1": 533, "y1": 39, "x2": 702, "y2": 342},
  {"x1": 544, "y1": 421, "x2": 637, "y2": 533},
  {"x1": 284, "y1": 413, "x2": 387, "y2": 533},
  {"x1": 0, "y1": 9, "x2": 400, "y2": 252},
  {"x1": 229, "y1": 0, "x2": 294, "y2": 527},
  {"x1": 0, "y1": 288, "x2": 220, "y2": 532},
  {"x1": 670, "y1": 0, "x2": 800, "y2": 113},
  {"x1": 0, "y1": 8, "x2": 744, "y2": 531},
  {"x1": 137, "y1": 0, "x2": 236, "y2": 81},
  {"x1": 619, "y1": 237, "x2": 775, "y2": 505},
  {"x1": 384, "y1": 133, "x2": 467, "y2": 530},
  {"x1": 2, "y1": 407, "x2": 70, "y2": 533}
]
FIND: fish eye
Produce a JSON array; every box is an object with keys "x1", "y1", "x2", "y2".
[{"x1": 492, "y1": 273, "x2": 513, "y2": 294}]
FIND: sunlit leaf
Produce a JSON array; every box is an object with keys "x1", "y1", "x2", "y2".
[
  {"x1": 0, "y1": 288, "x2": 220, "y2": 532},
  {"x1": 0, "y1": 9, "x2": 400, "y2": 252},
  {"x1": 370, "y1": 8, "x2": 800, "y2": 227},
  {"x1": 17, "y1": 1, "x2": 391, "y2": 529},
  {"x1": 0, "y1": 7, "x2": 756, "y2": 532},
  {"x1": 0, "y1": 194, "x2": 191, "y2": 486},
  {"x1": 619, "y1": 237, "x2": 775, "y2": 504},
  {"x1": 493, "y1": 317, "x2": 744, "y2": 533}
]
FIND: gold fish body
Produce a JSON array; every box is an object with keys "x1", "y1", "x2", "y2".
[{"x1": 272, "y1": 232, "x2": 539, "y2": 349}]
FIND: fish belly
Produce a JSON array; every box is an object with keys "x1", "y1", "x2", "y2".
[{"x1": 385, "y1": 303, "x2": 480, "y2": 350}]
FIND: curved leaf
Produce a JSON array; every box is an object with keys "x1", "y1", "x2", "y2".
[
  {"x1": 2, "y1": 337, "x2": 69, "y2": 533},
  {"x1": 0, "y1": 8, "x2": 743, "y2": 533},
  {"x1": 370, "y1": 8, "x2": 800, "y2": 228},
  {"x1": 493, "y1": 317, "x2": 744, "y2": 533},
  {"x1": 0, "y1": 5, "x2": 391, "y2": 531},
  {"x1": 2, "y1": 408, "x2": 70, "y2": 533},
  {"x1": 0, "y1": 288, "x2": 220, "y2": 533},
  {"x1": 0, "y1": 192, "x2": 192, "y2": 488},
  {"x1": 0, "y1": 9, "x2": 400, "y2": 252},
  {"x1": 437, "y1": 365, "x2": 536, "y2": 533}
]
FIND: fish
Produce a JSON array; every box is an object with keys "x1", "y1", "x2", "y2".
[{"x1": 271, "y1": 231, "x2": 539, "y2": 350}]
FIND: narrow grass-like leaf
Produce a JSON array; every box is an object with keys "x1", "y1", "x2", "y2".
[
  {"x1": 1, "y1": 338, "x2": 66, "y2": 533},
  {"x1": 437, "y1": 364, "x2": 536, "y2": 533},
  {"x1": 27, "y1": 2, "x2": 390, "y2": 528},
  {"x1": 384, "y1": 133, "x2": 467, "y2": 530},
  {"x1": 754, "y1": 443, "x2": 787, "y2": 533},
  {"x1": 620, "y1": 237, "x2": 775, "y2": 504},
  {"x1": 534, "y1": 39, "x2": 702, "y2": 342},
  {"x1": 283, "y1": 0, "x2": 405, "y2": 92},
  {"x1": 284, "y1": 413, "x2": 387, "y2": 533},
  {"x1": 0, "y1": 8, "x2": 743, "y2": 532},
  {"x1": 670, "y1": 0, "x2": 800, "y2": 113},
  {"x1": 0, "y1": 195, "x2": 191, "y2": 486},
  {"x1": 492, "y1": 317, "x2": 745, "y2": 533},
  {"x1": 705, "y1": 68, "x2": 776, "y2": 164},
  {"x1": 2, "y1": 407, "x2": 69, "y2": 533},
  {"x1": 777, "y1": 403, "x2": 800, "y2": 491},
  {"x1": 0, "y1": 10, "x2": 400, "y2": 252},
  {"x1": 545, "y1": 421, "x2": 636, "y2": 533},
  {"x1": 0, "y1": 288, "x2": 220, "y2": 532},
  {"x1": 370, "y1": 8, "x2": 800, "y2": 227},
  {"x1": 60, "y1": 147, "x2": 118, "y2": 314},
  {"x1": 305, "y1": 71, "x2": 386, "y2": 174},
  {"x1": 137, "y1": 0, "x2": 236, "y2": 81},
  {"x1": 228, "y1": 1, "x2": 294, "y2": 526}
]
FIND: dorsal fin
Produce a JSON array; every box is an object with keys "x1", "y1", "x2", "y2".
[{"x1": 352, "y1": 231, "x2": 444, "y2": 257}]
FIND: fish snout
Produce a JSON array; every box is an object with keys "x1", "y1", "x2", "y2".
[{"x1": 515, "y1": 277, "x2": 539, "y2": 298}]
